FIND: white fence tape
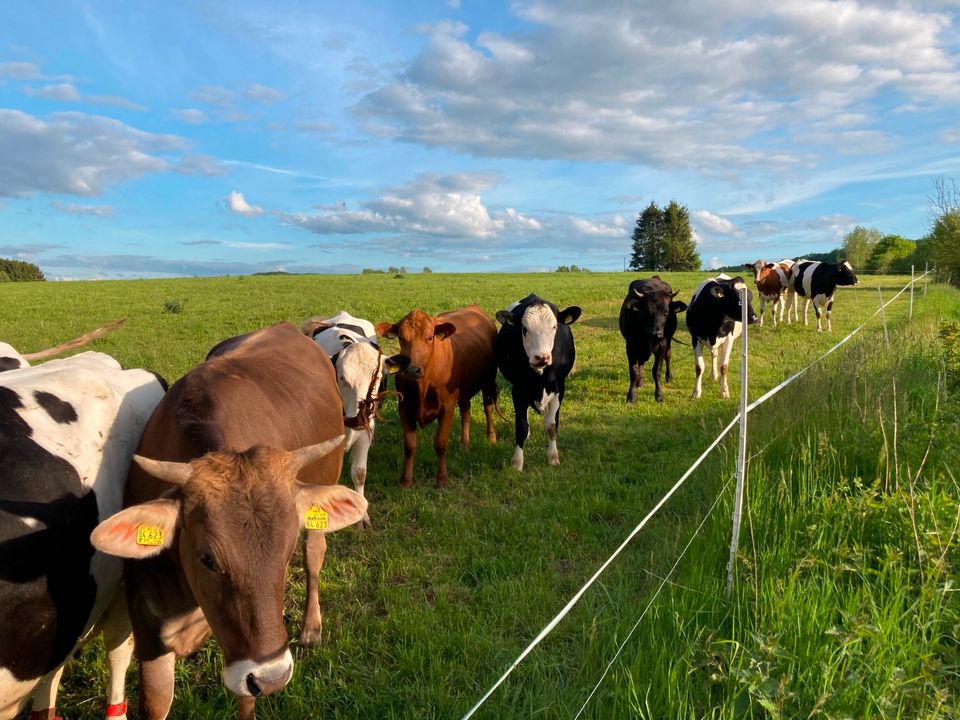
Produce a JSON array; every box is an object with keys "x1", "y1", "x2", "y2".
[{"x1": 460, "y1": 273, "x2": 928, "y2": 720}]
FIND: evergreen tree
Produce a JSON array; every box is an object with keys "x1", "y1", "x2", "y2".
[
  {"x1": 0, "y1": 258, "x2": 44, "y2": 281},
  {"x1": 660, "y1": 200, "x2": 700, "y2": 271},
  {"x1": 629, "y1": 202, "x2": 663, "y2": 270}
]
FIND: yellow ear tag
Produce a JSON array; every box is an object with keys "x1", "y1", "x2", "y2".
[
  {"x1": 304, "y1": 506, "x2": 329, "y2": 531},
  {"x1": 136, "y1": 525, "x2": 164, "y2": 546}
]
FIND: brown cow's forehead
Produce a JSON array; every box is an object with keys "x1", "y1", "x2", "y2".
[
  {"x1": 396, "y1": 309, "x2": 436, "y2": 340},
  {"x1": 183, "y1": 449, "x2": 297, "y2": 523}
]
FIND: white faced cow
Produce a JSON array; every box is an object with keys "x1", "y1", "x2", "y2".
[
  {"x1": 686, "y1": 275, "x2": 757, "y2": 399},
  {"x1": 744, "y1": 259, "x2": 794, "y2": 327},
  {"x1": 786, "y1": 260, "x2": 859, "y2": 331},
  {"x1": 301, "y1": 311, "x2": 408, "y2": 525},
  {"x1": 0, "y1": 351, "x2": 165, "y2": 720},
  {"x1": 495, "y1": 294, "x2": 581, "y2": 471}
]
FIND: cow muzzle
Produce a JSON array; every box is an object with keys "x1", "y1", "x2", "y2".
[
  {"x1": 402, "y1": 365, "x2": 424, "y2": 380},
  {"x1": 530, "y1": 353, "x2": 551, "y2": 370},
  {"x1": 223, "y1": 650, "x2": 294, "y2": 697}
]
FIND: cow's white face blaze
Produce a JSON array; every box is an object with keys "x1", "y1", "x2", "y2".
[
  {"x1": 520, "y1": 304, "x2": 557, "y2": 372},
  {"x1": 335, "y1": 342, "x2": 381, "y2": 427}
]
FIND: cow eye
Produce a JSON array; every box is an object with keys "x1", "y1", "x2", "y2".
[{"x1": 199, "y1": 553, "x2": 220, "y2": 573}]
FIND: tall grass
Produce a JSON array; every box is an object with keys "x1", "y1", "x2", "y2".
[{"x1": 1, "y1": 272, "x2": 956, "y2": 719}]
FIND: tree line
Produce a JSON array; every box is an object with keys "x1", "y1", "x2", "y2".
[
  {"x1": 0, "y1": 258, "x2": 45, "y2": 282},
  {"x1": 628, "y1": 201, "x2": 701, "y2": 271}
]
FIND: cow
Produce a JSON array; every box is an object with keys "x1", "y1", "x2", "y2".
[
  {"x1": 0, "y1": 351, "x2": 166, "y2": 720},
  {"x1": 743, "y1": 259, "x2": 794, "y2": 327},
  {"x1": 90, "y1": 323, "x2": 367, "y2": 720},
  {"x1": 0, "y1": 320, "x2": 126, "y2": 374},
  {"x1": 495, "y1": 294, "x2": 581, "y2": 471},
  {"x1": 375, "y1": 306, "x2": 498, "y2": 488},
  {"x1": 786, "y1": 260, "x2": 859, "y2": 332},
  {"x1": 301, "y1": 311, "x2": 409, "y2": 525},
  {"x1": 686, "y1": 275, "x2": 757, "y2": 399},
  {"x1": 618, "y1": 277, "x2": 687, "y2": 403}
]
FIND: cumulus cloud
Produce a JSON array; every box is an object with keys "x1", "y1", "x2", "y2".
[
  {"x1": 693, "y1": 210, "x2": 738, "y2": 235},
  {"x1": 171, "y1": 108, "x2": 208, "y2": 124},
  {"x1": 570, "y1": 217, "x2": 623, "y2": 237},
  {"x1": 0, "y1": 61, "x2": 43, "y2": 81},
  {"x1": 227, "y1": 191, "x2": 264, "y2": 216},
  {"x1": 51, "y1": 201, "x2": 114, "y2": 217},
  {"x1": 22, "y1": 83, "x2": 80, "y2": 101},
  {"x1": 245, "y1": 83, "x2": 286, "y2": 104},
  {"x1": 86, "y1": 94, "x2": 148, "y2": 112},
  {"x1": 357, "y1": 1, "x2": 960, "y2": 172},
  {"x1": 0, "y1": 109, "x2": 185, "y2": 198},
  {"x1": 942, "y1": 127, "x2": 960, "y2": 143}
]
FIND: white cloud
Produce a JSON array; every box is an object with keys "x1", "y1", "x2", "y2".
[
  {"x1": 86, "y1": 95, "x2": 148, "y2": 112},
  {"x1": 570, "y1": 217, "x2": 622, "y2": 237},
  {"x1": 226, "y1": 241, "x2": 291, "y2": 250},
  {"x1": 171, "y1": 108, "x2": 208, "y2": 124},
  {"x1": 693, "y1": 210, "x2": 738, "y2": 235},
  {"x1": 51, "y1": 201, "x2": 115, "y2": 217},
  {"x1": 942, "y1": 127, "x2": 960, "y2": 143},
  {"x1": 245, "y1": 83, "x2": 286, "y2": 104},
  {"x1": 0, "y1": 109, "x2": 184, "y2": 198},
  {"x1": 227, "y1": 191, "x2": 264, "y2": 216},
  {"x1": 0, "y1": 61, "x2": 43, "y2": 81},
  {"x1": 22, "y1": 83, "x2": 80, "y2": 101}
]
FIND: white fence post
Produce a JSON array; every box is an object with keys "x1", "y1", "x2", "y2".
[
  {"x1": 726, "y1": 286, "x2": 749, "y2": 598},
  {"x1": 910, "y1": 265, "x2": 915, "y2": 320},
  {"x1": 924, "y1": 261, "x2": 929, "y2": 299},
  {"x1": 878, "y1": 287, "x2": 889, "y2": 346}
]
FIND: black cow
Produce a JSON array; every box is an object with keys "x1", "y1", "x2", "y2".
[
  {"x1": 686, "y1": 275, "x2": 757, "y2": 399},
  {"x1": 786, "y1": 260, "x2": 859, "y2": 331},
  {"x1": 619, "y1": 276, "x2": 687, "y2": 403},
  {"x1": 495, "y1": 294, "x2": 580, "y2": 472}
]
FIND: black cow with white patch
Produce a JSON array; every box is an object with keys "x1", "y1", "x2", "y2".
[
  {"x1": 0, "y1": 352, "x2": 165, "y2": 720},
  {"x1": 619, "y1": 276, "x2": 687, "y2": 403},
  {"x1": 495, "y1": 294, "x2": 581, "y2": 471},
  {"x1": 786, "y1": 260, "x2": 859, "y2": 331},
  {"x1": 686, "y1": 274, "x2": 757, "y2": 399}
]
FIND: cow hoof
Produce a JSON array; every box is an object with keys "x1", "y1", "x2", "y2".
[
  {"x1": 435, "y1": 476, "x2": 449, "y2": 489},
  {"x1": 299, "y1": 624, "x2": 322, "y2": 648},
  {"x1": 655, "y1": 394, "x2": 664, "y2": 403},
  {"x1": 548, "y1": 453, "x2": 560, "y2": 466},
  {"x1": 360, "y1": 513, "x2": 372, "y2": 528},
  {"x1": 399, "y1": 477, "x2": 412, "y2": 489},
  {"x1": 511, "y1": 457, "x2": 524, "y2": 472},
  {"x1": 487, "y1": 432, "x2": 497, "y2": 444},
  {"x1": 626, "y1": 394, "x2": 635, "y2": 404}
]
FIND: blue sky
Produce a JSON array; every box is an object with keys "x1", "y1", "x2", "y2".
[{"x1": 2, "y1": 0, "x2": 959, "y2": 279}]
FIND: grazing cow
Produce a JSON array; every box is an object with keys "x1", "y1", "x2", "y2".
[
  {"x1": 686, "y1": 275, "x2": 757, "y2": 399},
  {"x1": 375, "y1": 306, "x2": 498, "y2": 488},
  {"x1": 744, "y1": 259, "x2": 794, "y2": 327},
  {"x1": 495, "y1": 294, "x2": 581, "y2": 471},
  {"x1": 0, "y1": 351, "x2": 165, "y2": 720},
  {"x1": 786, "y1": 260, "x2": 859, "y2": 331},
  {"x1": 91, "y1": 323, "x2": 367, "y2": 720},
  {"x1": 301, "y1": 311, "x2": 408, "y2": 524},
  {"x1": 0, "y1": 320, "x2": 126, "y2": 374},
  {"x1": 618, "y1": 277, "x2": 687, "y2": 403}
]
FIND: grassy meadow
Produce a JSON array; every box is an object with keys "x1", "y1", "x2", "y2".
[{"x1": 2, "y1": 271, "x2": 958, "y2": 719}]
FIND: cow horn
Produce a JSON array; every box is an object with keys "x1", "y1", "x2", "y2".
[
  {"x1": 289, "y1": 435, "x2": 345, "y2": 472},
  {"x1": 632, "y1": 287, "x2": 645, "y2": 298},
  {"x1": 133, "y1": 455, "x2": 193, "y2": 486}
]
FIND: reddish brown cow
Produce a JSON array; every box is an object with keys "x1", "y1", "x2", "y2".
[
  {"x1": 90, "y1": 323, "x2": 367, "y2": 720},
  {"x1": 744, "y1": 258, "x2": 795, "y2": 327},
  {"x1": 375, "y1": 305, "x2": 498, "y2": 487}
]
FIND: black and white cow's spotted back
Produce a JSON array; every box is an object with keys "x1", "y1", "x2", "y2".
[{"x1": 0, "y1": 351, "x2": 165, "y2": 718}]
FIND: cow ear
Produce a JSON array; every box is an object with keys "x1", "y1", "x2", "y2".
[
  {"x1": 764, "y1": 263, "x2": 776, "y2": 269},
  {"x1": 559, "y1": 306, "x2": 581, "y2": 325},
  {"x1": 622, "y1": 298, "x2": 639, "y2": 312},
  {"x1": 301, "y1": 317, "x2": 333, "y2": 337},
  {"x1": 711, "y1": 286, "x2": 725, "y2": 298},
  {"x1": 375, "y1": 322, "x2": 398, "y2": 339},
  {"x1": 295, "y1": 484, "x2": 368, "y2": 533},
  {"x1": 743, "y1": 263, "x2": 753, "y2": 270},
  {"x1": 671, "y1": 301, "x2": 688, "y2": 313},
  {"x1": 495, "y1": 310, "x2": 516, "y2": 326},
  {"x1": 385, "y1": 354, "x2": 410, "y2": 374},
  {"x1": 91, "y1": 497, "x2": 181, "y2": 559},
  {"x1": 434, "y1": 322, "x2": 456, "y2": 340}
]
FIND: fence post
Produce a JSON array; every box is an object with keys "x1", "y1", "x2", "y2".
[
  {"x1": 726, "y1": 286, "x2": 749, "y2": 598},
  {"x1": 924, "y1": 261, "x2": 929, "y2": 299},
  {"x1": 910, "y1": 265, "x2": 915, "y2": 320},
  {"x1": 878, "y1": 287, "x2": 889, "y2": 346}
]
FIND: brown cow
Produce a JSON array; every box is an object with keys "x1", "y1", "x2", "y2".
[
  {"x1": 90, "y1": 323, "x2": 367, "y2": 720},
  {"x1": 375, "y1": 305, "x2": 498, "y2": 488},
  {"x1": 744, "y1": 258, "x2": 795, "y2": 326}
]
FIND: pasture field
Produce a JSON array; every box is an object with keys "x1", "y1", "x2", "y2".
[{"x1": 2, "y1": 271, "x2": 958, "y2": 719}]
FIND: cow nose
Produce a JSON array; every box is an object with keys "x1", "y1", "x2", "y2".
[
  {"x1": 654, "y1": 330, "x2": 664, "y2": 339},
  {"x1": 244, "y1": 664, "x2": 292, "y2": 697},
  {"x1": 531, "y1": 353, "x2": 551, "y2": 367},
  {"x1": 403, "y1": 365, "x2": 423, "y2": 379}
]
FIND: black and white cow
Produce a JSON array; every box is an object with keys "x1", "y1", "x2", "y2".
[
  {"x1": 686, "y1": 274, "x2": 757, "y2": 399},
  {"x1": 301, "y1": 311, "x2": 407, "y2": 524},
  {"x1": 495, "y1": 294, "x2": 581, "y2": 471},
  {"x1": 0, "y1": 343, "x2": 29, "y2": 373},
  {"x1": 618, "y1": 276, "x2": 687, "y2": 403},
  {"x1": 786, "y1": 260, "x2": 859, "y2": 332},
  {"x1": 0, "y1": 352, "x2": 165, "y2": 720}
]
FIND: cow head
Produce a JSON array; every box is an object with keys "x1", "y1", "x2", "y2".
[
  {"x1": 334, "y1": 341, "x2": 407, "y2": 430},
  {"x1": 836, "y1": 260, "x2": 859, "y2": 286},
  {"x1": 91, "y1": 436, "x2": 366, "y2": 699},
  {"x1": 496, "y1": 298, "x2": 581, "y2": 373},
  {"x1": 375, "y1": 309, "x2": 453, "y2": 381},
  {"x1": 711, "y1": 277, "x2": 758, "y2": 324},
  {"x1": 623, "y1": 281, "x2": 687, "y2": 340},
  {"x1": 743, "y1": 260, "x2": 775, "y2": 284}
]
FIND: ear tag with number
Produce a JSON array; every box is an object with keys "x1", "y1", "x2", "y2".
[
  {"x1": 304, "y1": 505, "x2": 329, "y2": 531},
  {"x1": 136, "y1": 525, "x2": 164, "y2": 546}
]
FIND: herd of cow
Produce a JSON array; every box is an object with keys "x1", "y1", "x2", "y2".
[{"x1": 0, "y1": 258, "x2": 857, "y2": 720}]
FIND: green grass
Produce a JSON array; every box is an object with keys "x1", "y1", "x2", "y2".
[{"x1": 2, "y1": 271, "x2": 957, "y2": 719}]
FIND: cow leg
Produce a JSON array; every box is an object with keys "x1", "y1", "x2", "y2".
[
  {"x1": 482, "y1": 376, "x2": 498, "y2": 443},
  {"x1": 719, "y1": 336, "x2": 736, "y2": 399},
  {"x1": 710, "y1": 346, "x2": 719, "y2": 380},
  {"x1": 399, "y1": 414, "x2": 417, "y2": 488},
  {"x1": 826, "y1": 299, "x2": 834, "y2": 331},
  {"x1": 237, "y1": 697, "x2": 256, "y2": 720},
  {"x1": 299, "y1": 530, "x2": 328, "y2": 646},
  {"x1": 691, "y1": 342, "x2": 705, "y2": 399},
  {"x1": 347, "y1": 428, "x2": 372, "y2": 526},
  {"x1": 757, "y1": 295, "x2": 766, "y2": 327},
  {"x1": 625, "y1": 345, "x2": 640, "y2": 403},
  {"x1": 458, "y1": 398, "x2": 471, "y2": 451},
  {"x1": 433, "y1": 406, "x2": 456, "y2": 487},
  {"x1": 784, "y1": 289, "x2": 794, "y2": 324},
  {"x1": 664, "y1": 342, "x2": 674, "y2": 384},
  {"x1": 511, "y1": 387, "x2": 529, "y2": 471},
  {"x1": 803, "y1": 298, "x2": 811, "y2": 326},
  {"x1": 544, "y1": 392, "x2": 562, "y2": 466},
  {"x1": 651, "y1": 346, "x2": 665, "y2": 403},
  {"x1": 28, "y1": 665, "x2": 64, "y2": 720},
  {"x1": 813, "y1": 298, "x2": 823, "y2": 332},
  {"x1": 100, "y1": 590, "x2": 134, "y2": 719},
  {"x1": 138, "y1": 653, "x2": 176, "y2": 720},
  {"x1": 770, "y1": 296, "x2": 779, "y2": 327}
]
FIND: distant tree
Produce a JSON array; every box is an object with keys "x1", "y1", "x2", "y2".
[
  {"x1": 842, "y1": 226, "x2": 882, "y2": 268},
  {"x1": 0, "y1": 258, "x2": 45, "y2": 281},
  {"x1": 805, "y1": 248, "x2": 844, "y2": 263},
  {"x1": 554, "y1": 265, "x2": 590, "y2": 273},
  {"x1": 928, "y1": 177, "x2": 960, "y2": 286},
  {"x1": 629, "y1": 202, "x2": 663, "y2": 270},
  {"x1": 660, "y1": 201, "x2": 700, "y2": 271},
  {"x1": 387, "y1": 266, "x2": 400, "y2": 274},
  {"x1": 866, "y1": 235, "x2": 916, "y2": 274},
  {"x1": 361, "y1": 268, "x2": 385, "y2": 274},
  {"x1": 422, "y1": 266, "x2": 433, "y2": 273}
]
